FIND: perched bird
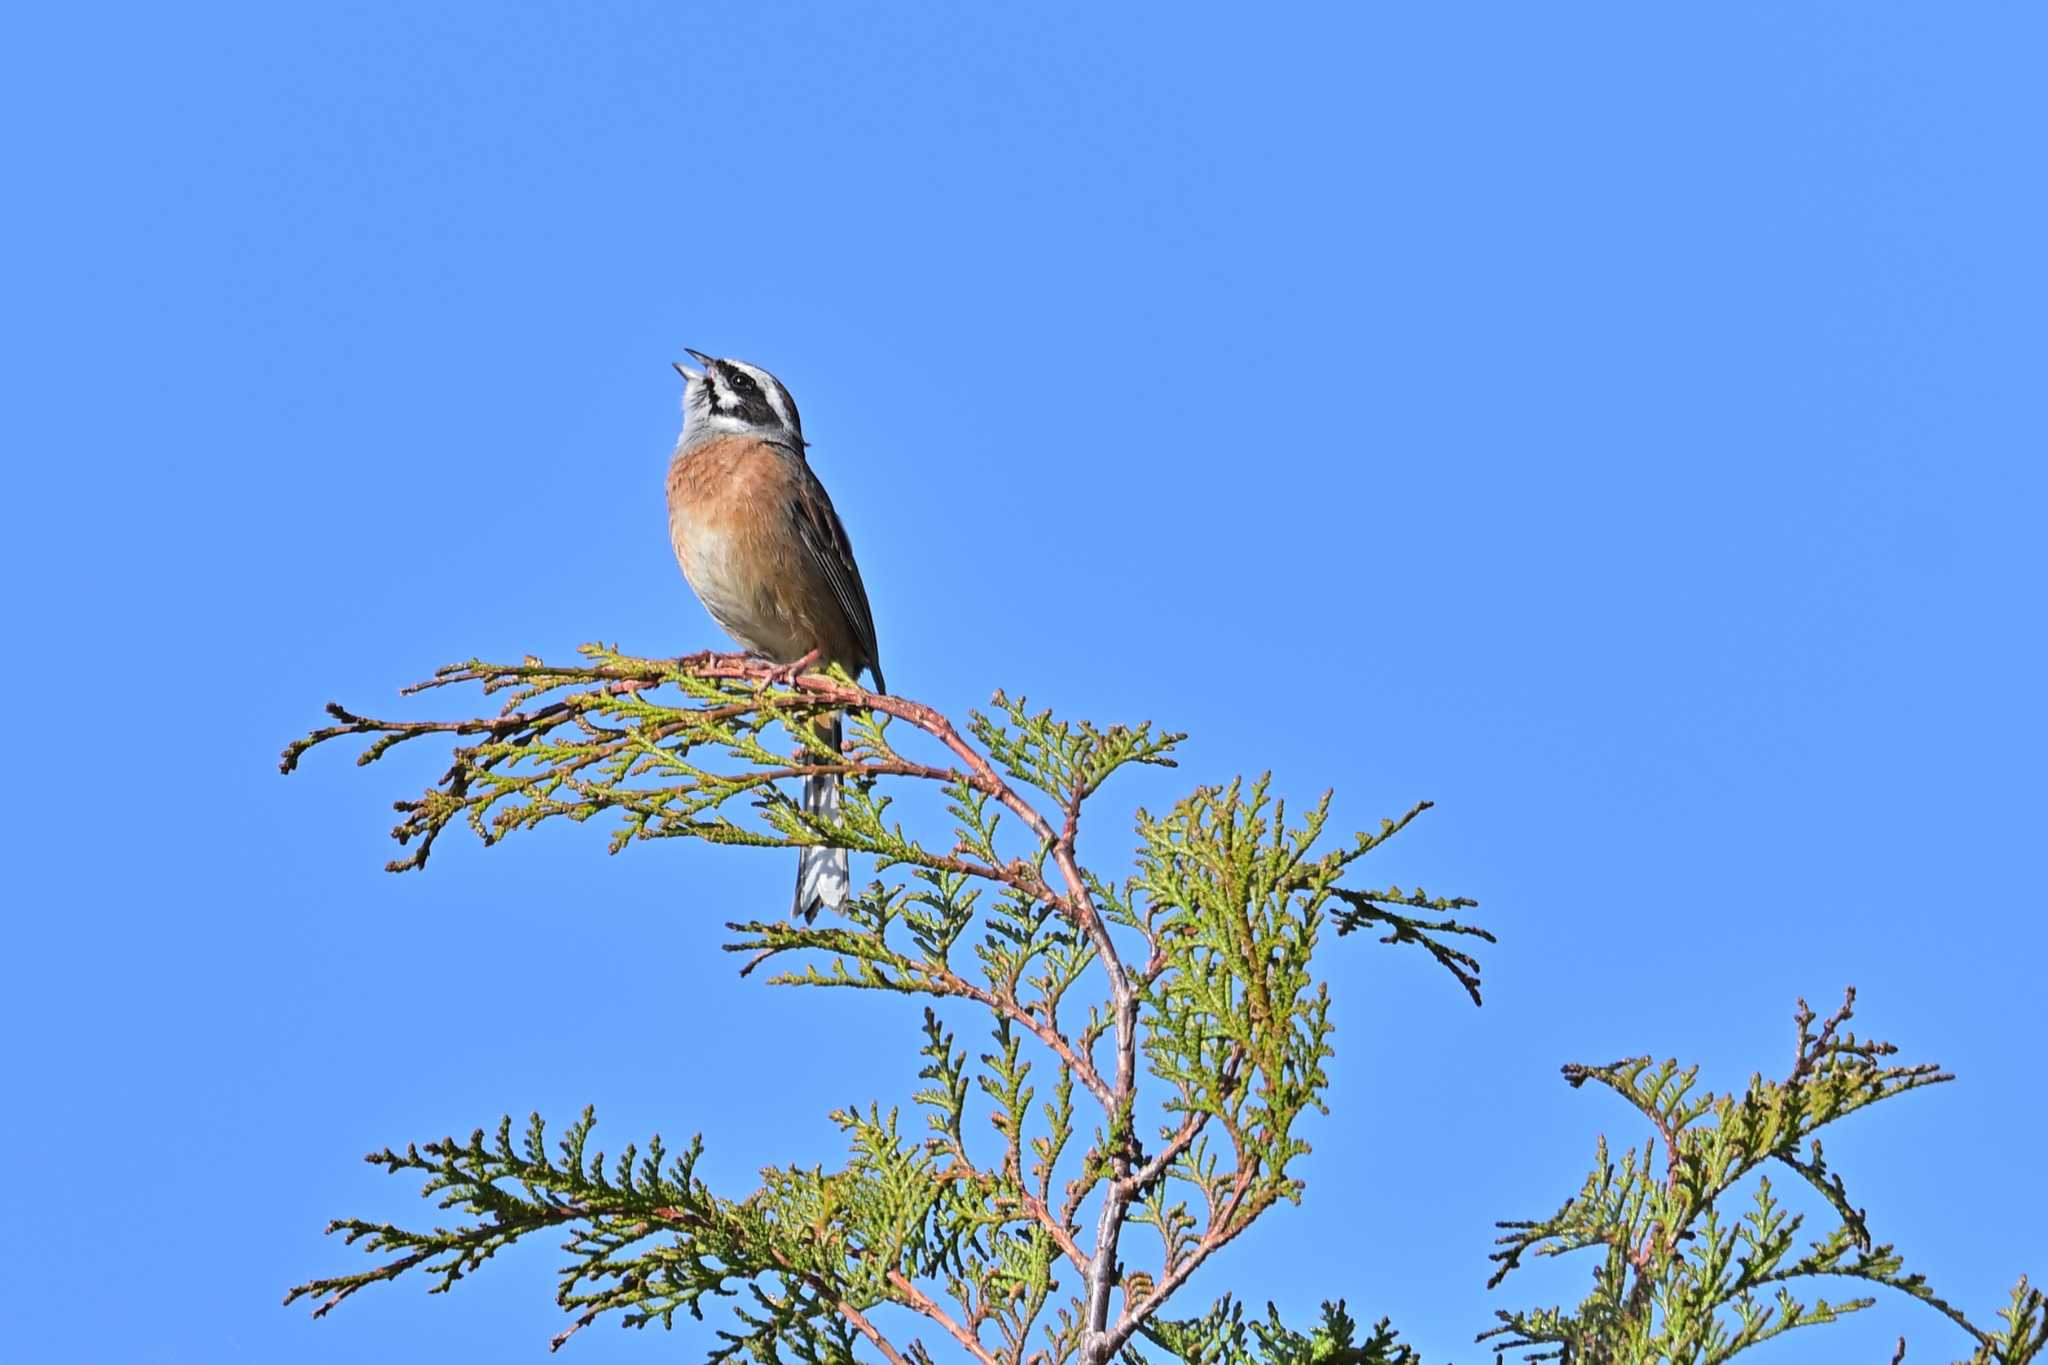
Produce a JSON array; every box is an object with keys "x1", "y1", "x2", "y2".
[{"x1": 665, "y1": 350, "x2": 885, "y2": 921}]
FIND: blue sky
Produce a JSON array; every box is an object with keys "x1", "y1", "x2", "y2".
[{"x1": 4, "y1": 4, "x2": 2042, "y2": 1362}]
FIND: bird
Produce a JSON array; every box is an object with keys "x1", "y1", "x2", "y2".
[{"x1": 665, "y1": 350, "x2": 885, "y2": 921}]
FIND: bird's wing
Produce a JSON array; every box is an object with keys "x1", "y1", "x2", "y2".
[{"x1": 788, "y1": 465, "x2": 885, "y2": 693}]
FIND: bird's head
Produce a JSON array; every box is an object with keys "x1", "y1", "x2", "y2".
[{"x1": 674, "y1": 350, "x2": 804, "y2": 451}]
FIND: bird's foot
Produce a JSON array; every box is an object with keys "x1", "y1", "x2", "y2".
[{"x1": 759, "y1": 648, "x2": 823, "y2": 688}]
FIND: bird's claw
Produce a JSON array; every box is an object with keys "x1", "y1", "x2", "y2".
[{"x1": 759, "y1": 648, "x2": 824, "y2": 688}]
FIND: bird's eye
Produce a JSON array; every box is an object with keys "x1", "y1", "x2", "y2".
[{"x1": 734, "y1": 373, "x2": 759, "y2": 395}]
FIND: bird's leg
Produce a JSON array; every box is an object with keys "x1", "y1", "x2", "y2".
[
  {"x1": 759, "y1": 647, "x2": 823, "y2": 688},
  {"x1": 757, "y1": 649, "x2": 836, "y2": 764}
]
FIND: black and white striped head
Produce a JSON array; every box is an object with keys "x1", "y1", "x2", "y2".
[{"x1": 674, "y1": 350, "x2": 804, "y2": 450}]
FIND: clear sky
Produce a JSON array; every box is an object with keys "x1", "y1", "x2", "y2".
[{"x1": 3, "y1": 5, "x2": 2042, "y2": 1362}]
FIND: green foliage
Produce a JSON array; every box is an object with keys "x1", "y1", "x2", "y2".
[
  {"x1": 283, "y1": 647, "x2": 2038, "y2": 1365},
  {"x1": 285, "y1": 649, "x2": 1486, "y2": 1364},
  {"x1": 1142, "y1": 1298, "x2": 1419, "y2": 1365},
  {"x1": 1484, "y1": 990, "x2": 2045, "y2": 1365}
]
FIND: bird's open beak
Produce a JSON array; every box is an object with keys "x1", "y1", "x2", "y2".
[
  {"x1": 673, "y1": 359, "x2": 703, "y2": 381},
  {"x1": 684, "y1": 347, "x2": 715, "y2": 367}
]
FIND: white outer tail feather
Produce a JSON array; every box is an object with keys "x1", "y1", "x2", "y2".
[{"x1": 793, "y1": 715, "x2": 850, "y2": 921}]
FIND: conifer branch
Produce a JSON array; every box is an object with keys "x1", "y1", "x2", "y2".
[
  {"x1": 283, "y1": 647, "x2": 1486, "y2": 1361},
  {"x1": 284, "y1": 647, "x2": 2039, "y2": 1364},
  {"x1": 1483, "y1": 990, "x2": 2040, "y2": 1365}
]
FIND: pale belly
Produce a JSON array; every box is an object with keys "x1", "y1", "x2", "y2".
[{"x1": 673, "y1": 525, "x2": 809, "y2": 660}]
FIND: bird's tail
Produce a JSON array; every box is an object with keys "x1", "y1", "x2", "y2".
[{"x1": 793, "y1": 712, "x2": 850, "y2": 922}]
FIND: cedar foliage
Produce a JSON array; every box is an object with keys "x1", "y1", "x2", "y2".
[{"x1": 282, "y1": 647, "x2": 2040, "y2": 1365}]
